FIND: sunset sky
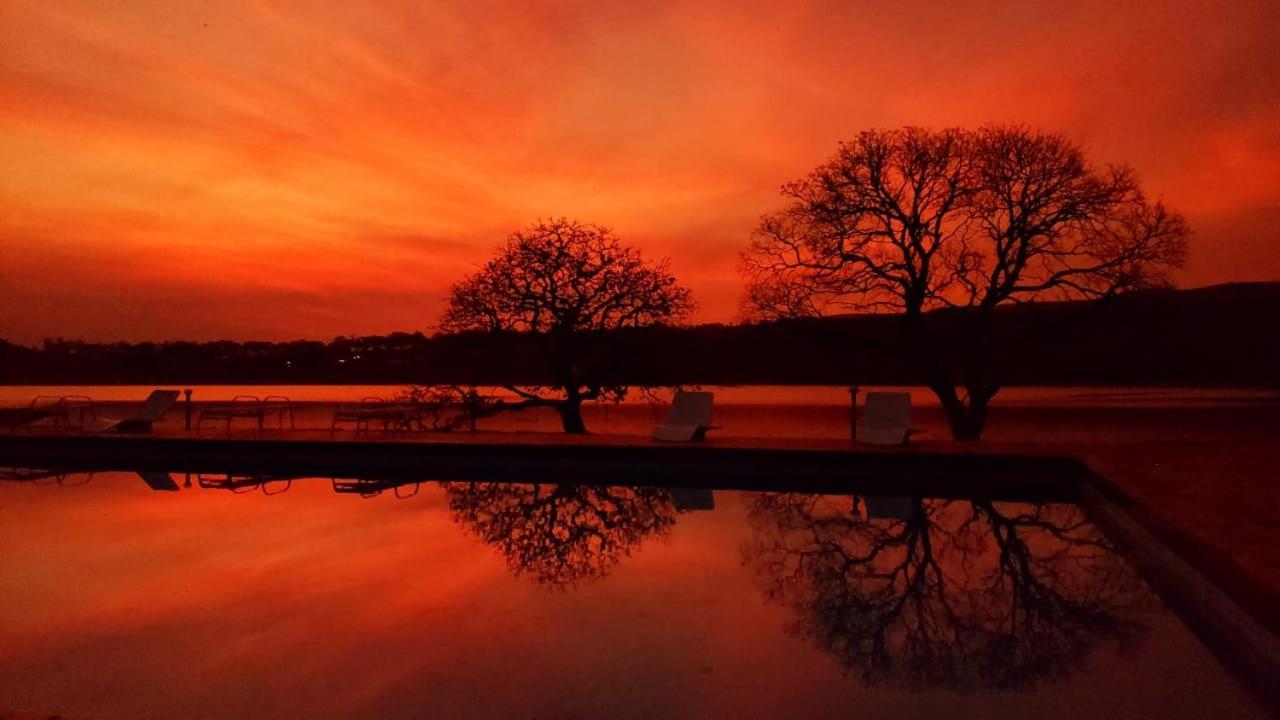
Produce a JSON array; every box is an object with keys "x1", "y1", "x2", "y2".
[{"x1": 2, "y1": 0, "x2": 1278, "y2": 343}]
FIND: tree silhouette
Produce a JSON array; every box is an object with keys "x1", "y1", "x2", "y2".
[
  {"x1": 743, "y1": 494, "x2": 1149, "y2": 691},
  {"x1": 442, "y1": 219, "x2": 694, "y2": 433},
  {"x1": 742, "y1": 126, "x2": 1189, "y2": 439},
  {"x1": 442, "y1": 482, "x2": 679, "y2": 589}
]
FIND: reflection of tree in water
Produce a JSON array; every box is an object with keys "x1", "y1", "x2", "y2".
[
  {"x1": 744, "y1": 494, "x2": 1150, "y2": 691},
  {"x1": 443, "y1": 483, "x2": 678, "y2": 589}
]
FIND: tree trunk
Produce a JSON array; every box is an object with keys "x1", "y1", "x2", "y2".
[
  {"x1": 902, "y1": 310, "x2": 997, "y2": 442},
  {"x1": 558, "y1": 396, "x2": 587, "y2": 434},
  {"x1": 933, "y1": 384, "x2": 994, "y2": 441},
  {"x1": 951, "y1": 397, "x2": 988, "y2": 441},
  {"x1": 903, "y1": 313, "x2": 969, "y2": 441}
]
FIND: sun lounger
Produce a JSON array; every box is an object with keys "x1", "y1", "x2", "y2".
[
  {"x1": 99, "y1": 390, "x2": 180, "y2": 432},
  {"x1": 856, "y1": 392, "x2": 914, "y2": 445},
  {"x1": 652, "y1": 391, "x2": 719, "y2": 442}
]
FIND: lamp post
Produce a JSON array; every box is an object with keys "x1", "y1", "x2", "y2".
[
  {"x1": 848, "y1": 385, "x2": 859, "y2": 442},
  {"x1": 183, "y1": 388, "x2": 193, "y2": 431}
]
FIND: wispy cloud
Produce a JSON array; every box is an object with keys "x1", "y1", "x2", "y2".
[{"x1": 2, "y1": 0, "x2": 1278, "y2": 341}]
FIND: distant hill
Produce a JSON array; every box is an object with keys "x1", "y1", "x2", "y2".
[
  {"x1": 962, "y1": 282, "x2": 1280, "y2": 386},
  {"x1": 2, "y1": 283, "x2": 1277, "y2": 387}
]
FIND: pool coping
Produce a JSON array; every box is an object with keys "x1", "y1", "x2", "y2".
[
  {"x1": 0, "y1": 433, "x2": 1088, "y2": 498},
  {"x1": 1078, "y1": 478, "x2": 1280, "y2": 716}
]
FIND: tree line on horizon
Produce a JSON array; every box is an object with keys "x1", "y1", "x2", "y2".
[
  {"x1": 4, "y1": 126, "x2": 1195, "y2": 440},
  {"x1": 8, "y1": 283, "x2": 1274, "y2": 389}
]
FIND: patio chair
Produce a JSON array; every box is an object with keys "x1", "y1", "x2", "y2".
[
  {"x1": 198, "y1": 395, "x2": 263, "y2": 432},
  {"x1": 0, "y1": 398, "x2": 65, "y2": 431},
  {"x1": 856, "y1": 392, "x2": 914, "y2": 445},
  {"x1": 198, "y1": 473, "x2": 293, "y2": 495},
  {"x1": 263, "y1": 395, "x2": 296, "y2": 429},
  {"x1": 332, "y1": 477, "x2": 420, "y2": 499},
  {"x1": 0, "y1": 467, "x2": 92, "y2": 485},
  {"x1": 58, "y1": 395, "x2": 96, "y2": 430},
  {"x1": 652, "y1": 391, "x2": 719, "y2": 442},
  {"x1": 198, "y1": 395, "x2": 296, "y2": 433}
]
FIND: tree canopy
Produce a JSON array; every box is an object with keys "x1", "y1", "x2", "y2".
[
  {"x1": 442, "y1": 219, "x2": 694, "y2": 433},
  {"x1": 443, "y1": 218, "x2": 693, "y2": 335}
]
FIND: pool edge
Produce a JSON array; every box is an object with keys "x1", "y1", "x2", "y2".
[{"x1": 1078, "y1": 476, "x2": 1280, "y2": 717}]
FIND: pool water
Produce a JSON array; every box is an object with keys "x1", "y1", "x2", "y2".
[{"x1": 0, "y1": 472, "x2": 1266, "y2": 719}]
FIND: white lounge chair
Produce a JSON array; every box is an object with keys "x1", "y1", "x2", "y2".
[
  {"x1": 98, "y1": 390, "x2": 180, "y2": 432},
  {"x1": 856, "y1": 392, "x2": 914, "y2": 445},
  {"x1": 652, "y1": 391, "x2": 718, "y2": 442}
]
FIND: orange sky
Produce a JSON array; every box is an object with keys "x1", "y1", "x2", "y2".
[{"x1": 1, "y1": 0, "x2": 1278, "y2": 343}]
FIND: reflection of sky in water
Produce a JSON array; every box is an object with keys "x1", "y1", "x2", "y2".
[{"x1": 0, "y1": 473, "x2": 1265, "y2": 719}]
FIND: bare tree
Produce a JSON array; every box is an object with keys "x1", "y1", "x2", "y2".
[
  {"x1": 442, "y1": 482, "x2": 678, "y2": 589},
  {"x1": 742, "y1": 494, "x2": 1149, "y2": 690},
  {"x1": 442, "y1": 219, "x2": 694, "y2": 433},
  {"x1": 742, "y1": 126, "x2": 1189, "y2": 439}
]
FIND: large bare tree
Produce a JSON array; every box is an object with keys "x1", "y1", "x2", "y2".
[
  {"x1": 742, "y1": 126, "x2": 1189, "y2": 439},
  {"x1": 743, "y1": 494, "x2": 1149, "y2": 690},
  {"x1": 442, "y1": 219, "x2": 694, "y2": 433}
]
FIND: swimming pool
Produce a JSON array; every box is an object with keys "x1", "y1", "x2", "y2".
[{"x1": 0, "y1": 470, "x2": 1269, "y2": 718}]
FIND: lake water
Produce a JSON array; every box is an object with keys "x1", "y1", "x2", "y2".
[{"x1": 0, "y1": 472, "x2": 1266, "y2": 719}]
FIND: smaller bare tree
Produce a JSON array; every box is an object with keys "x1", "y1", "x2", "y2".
[
  {"x1": 442, "y1": 218, "x2": 694, "y2": 433},
  {"x1": 442, "y1": 482, "x2": 678, "y2": 589}
]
